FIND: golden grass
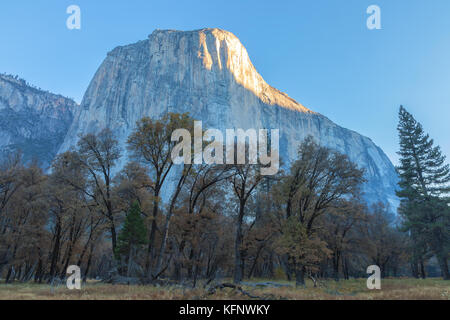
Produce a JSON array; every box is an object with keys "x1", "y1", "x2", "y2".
[
  {"x1": 249, "y1": 278, "x2": 450, "y2": 300},
  {"x1": 0, "y1": 278, "x2": 448, "y2": 300}
]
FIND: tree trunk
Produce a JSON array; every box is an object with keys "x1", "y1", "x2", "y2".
[
  {"x1": 5, "y1": 266, "x2": 13, "y2": 284},
  {"x1": 419, "y1": 259, "x2": 426, "y2": 279},
  {"x1": 83, "y1": 245, "x2": 94, "y2": 283},
  {"x1": 280, "y1": 255, "x2": 292, "y2": 281},
  {"x1": 35, "y1": 258, "x2": 43, "y2": 283},
  {"x1": 49, "y1": 217, "x2": 62, "y2": 280},
  {"x1": 233, "y1": 206, "x2": 244, "y2": 284},
  {"x1": 343, "y1": 258, "x2": 350, "y2": 280},
  {"x1": 60, "y1": 243, "x2": 75, "y2": 279},
  {"x1": 110, "y1": 223, "x2": 117, "y2": 255},
  {"x1": 172, "y1": 239, "x2": 184, "y2": 281},
  {"x1": 77, "y1": 237, "x2": 91, "y2": 267},
  {"x1": 295, "y1": 265, "x2": 306, "y2": 287},
  {"x1": 332, "y1": 252, "x2": 340, "y2": 281},
  {"x1": 146, "y1": 189, "x2": 160, "y2": 277},
  {"x1": 438, "y1": 255, "x2": 449, "y2": 280},
  {"x1": 411, "y1": 261, "x2": 419, "y2": 278},
  {"x1": 127, "y1": 245, "x2": 134, "y2": 278},
  {"x1": 247, "y1": 245, "x2": 263, "y2": 279}
]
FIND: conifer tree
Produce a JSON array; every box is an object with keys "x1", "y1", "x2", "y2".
[
  {"x1": 397, "y1": 106, "x2": 450, "y2": 279},
  {"x1": 115, "y1": 201, "x2": 147, "y2": 277}
]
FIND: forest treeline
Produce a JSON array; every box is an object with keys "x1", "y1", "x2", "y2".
[{"x1": 0, "y1": 107, "x2": 448, "y2": 286}]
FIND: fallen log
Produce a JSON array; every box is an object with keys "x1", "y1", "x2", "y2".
[
  {"x1": 241, "y1": 281, "x2": 293, "y2": 288},
  {"x1": 205, "y1": 282, "x2": 278, "y2": 300}
]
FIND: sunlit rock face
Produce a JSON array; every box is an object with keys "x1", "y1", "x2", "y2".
[
  {"x1": 59, "y1": 28, "x2": 399, "y2": 208},
  {"x1": 0, "y1": 74, "x2": 77, "y2": 168}
]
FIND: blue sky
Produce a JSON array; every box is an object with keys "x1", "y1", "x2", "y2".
[{"x1": 1, "y1": 0, "x2": 449, "y2": 165}]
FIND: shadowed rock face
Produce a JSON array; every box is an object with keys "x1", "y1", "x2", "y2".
[
  {"x1": 59, "y1": 28, "x2": 399, "y2": 208},
  {"x1": 0, "y1": 74, "x2": 77, "y2": 168}
]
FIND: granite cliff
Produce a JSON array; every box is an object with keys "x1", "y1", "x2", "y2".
[
  {"x1": 51, "y1": 28, "x2": 396, "y2": 207},
  {"x1": 0, "y1": 74, "x2": 77, "y2": 168}
]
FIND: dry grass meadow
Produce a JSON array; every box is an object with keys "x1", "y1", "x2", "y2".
[{"x1": 0, "y1": 278, "x2": 448, "y2": 300}]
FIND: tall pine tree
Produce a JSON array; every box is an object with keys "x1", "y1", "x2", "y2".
[{"x1": 397, "y1": 106, "x2": 450, "y2": 279}]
